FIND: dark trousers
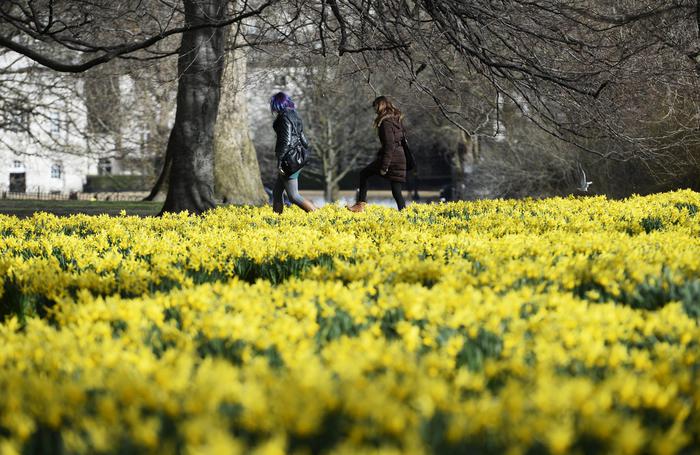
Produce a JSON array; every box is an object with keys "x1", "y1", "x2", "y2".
[{"x1": 357, "y1": 165, "x2": 406, "y2": 210}]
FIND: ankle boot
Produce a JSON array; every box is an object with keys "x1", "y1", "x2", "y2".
[
  {"x1": 347, "y1": 201, "x2": 367, "y2": 212},
  {"x1": 272, "y1": 203, "x2": 284, "y2": 214},
  {"x1": 299, "y1": 200, "x2": 317, "y2": 212}
]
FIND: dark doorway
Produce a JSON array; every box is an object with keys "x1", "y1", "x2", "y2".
[{"x1": 9, "y1": 172, "x2": 26, "y2": 193}]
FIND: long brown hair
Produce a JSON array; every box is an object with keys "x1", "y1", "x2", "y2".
[{"x1": 373, "y1": 96, "x2": 403, "y2": 128}]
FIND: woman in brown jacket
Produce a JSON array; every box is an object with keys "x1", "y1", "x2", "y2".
[{"x1": 348, "y1": 96, "x2": 407, "y2": 211}]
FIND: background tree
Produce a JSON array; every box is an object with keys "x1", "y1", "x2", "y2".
[
  {"x1": 1, "y1": 27, "x2": 178, "y2": 180},
  {"x1": 1, "y1": 0, "x2": 276, "y2": 213},
  {"x1": 336, "y1": 1, "x2": 700, "y2": 199},
  {"x1": 3, "y1": 0, "x2": 700, "y2": 209},
  {"x1": 157, "y1": 0, "x2": 228, "y2": 213},
  {"x1": 0, "y1": 48, "x2": 93, "y2": 158},
  {"x1": 296, "y1": 56, "x2": 376, "y2": 202},
  {"x1": 213, "y1": 27, "x2": 267, "y2": 206}
]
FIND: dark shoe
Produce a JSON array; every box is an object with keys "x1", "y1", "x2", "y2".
[{"x1": 273, "y1": 203, "x2": 283, "y2": 214}]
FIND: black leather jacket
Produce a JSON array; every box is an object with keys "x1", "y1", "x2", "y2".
[{"x1": 273, "y1": 110, "x2": 309, "y2": 162}]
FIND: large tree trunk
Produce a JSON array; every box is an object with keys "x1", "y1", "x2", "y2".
[
  {"x1": 213, "y1": 31, "x2": 267, "y2": 205},
  {"x1": 143, "y1": 129, "x2": 174, "y2": 201},
  {"x1": 159, "y1": 0, "x2": 226, "y2": 214}
]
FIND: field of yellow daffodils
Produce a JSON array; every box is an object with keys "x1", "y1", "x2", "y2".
[{"x1": 1, "y1": 191, "x2": 700, "y2": 454}]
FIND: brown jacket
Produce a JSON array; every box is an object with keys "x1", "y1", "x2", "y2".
[{"x1": 375, "y1": 116, "x2": 407, "y2": 182}]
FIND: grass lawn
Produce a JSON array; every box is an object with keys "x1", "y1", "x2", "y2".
[{"x1": 0, "y1": 199, "x2": 163, "y2": 218}]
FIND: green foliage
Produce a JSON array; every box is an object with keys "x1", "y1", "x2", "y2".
[
  {"x1": 315, "y1": 308, "x2": 363, "y2": 345},
  {"x1": 575, "y1": 267, "x2": 700, "y2": 319},
  {"x1": 625, "y1": 268, "x2": 700, "y2": 317},
  {"x1": 288, "y1": 412, "x2": 356, "y2": 454},
  {"x1": 0, "y1": 279, "x2": 55, "y2": 325},
  {"x1": 519, "y1": 302, "x2": 539, "y2": 320},
  {"x1": 110, "y1": 319, "x2": 128, "y2": 338},
  {"x1": 640, "y1": 216, "x2": 664, "y2": 233},
  {"x1": 556, "y1": 359, "x2": 608, "y2": 380},
  {"x1": 0, "y1": 252, "x2": 341, "y2": 322},
  {"x1": 196, "y1": 336, "x2": 284, "y2": 368},
  {"x1": 196, "y1": 337, "x2": 247, "y2": 365},
  {"x1": 675, "y1": 202, "x2": 698, "y2": 217},
  {"x1": 233, "y1": 254, "x2": 335, "y2": 284},
  {"x1": 380, "y1": 307, "x2": 406, "y2": 340},
  {"x1": 144, "y1": 325, "x2": 179, "y2": 358},
  {"x1": 679, "y1": 281, "x2": 700, "y2": 319},
  {"x1": 456, "y1": 329, "x2": 504, "y2": 372},
  {"x1": 421, "y1": 411, "x2": 506, "y2": 455},
  {"x1": 83, "y1": 175, "x2": 150, "y2": 192},
  {"x1": 163, "y1": 307, "x2": 183, "y2": 329},
  {"x1": 407, "y1": 206, "x2": 470, "y2": 226},
  {"x1": 21, "y1": 425, "x2": 64, "y2": 455}
]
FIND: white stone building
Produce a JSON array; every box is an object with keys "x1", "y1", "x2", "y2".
[
  {"x1": 0, "y1": 49, "x2": 306, "y2": 196},
  {"x1": 0, "y1": 151, "x2": 94, "y2": 195},
  {"x1": 0, "y1": 52, "x2": 156, "y2": 196},
  {"x1": 0, "y1": 60, "x2": 95, "y2": 193}
]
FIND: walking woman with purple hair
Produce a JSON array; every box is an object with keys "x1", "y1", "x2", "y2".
[
  {"x1": 348, "y1": 96, "x2": 407, "y2": 212},
  {"x1": 269, "y1": 92, "x2": 317, "y2": 214}
]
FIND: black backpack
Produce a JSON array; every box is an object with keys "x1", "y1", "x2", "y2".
[{"x1": 280, "y1": 117, "x2": 310, "y2": 176}]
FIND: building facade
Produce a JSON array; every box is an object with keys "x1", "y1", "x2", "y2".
[{"x1": 0, "y1": 52, "x2": 157, "y2": 195}]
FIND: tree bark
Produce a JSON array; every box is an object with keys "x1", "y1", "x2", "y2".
[
  {"x1": 143, "y1": 129, "x2": 174, "y2": 201},
  {"x1": 213, "y1": 30, "x2": 268, "y2": 206},
  {"x1": 159, "y1": 0, "x2": 227, "y2": 214},
  {"x1": 324, "y1": 171, "x2": 339, "y2": 202}
]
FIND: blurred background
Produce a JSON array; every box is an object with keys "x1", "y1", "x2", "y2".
[{"x1": 1, "y1": 1, "x2": 698, "y2": 210}]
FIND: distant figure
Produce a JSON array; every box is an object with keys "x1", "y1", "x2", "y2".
[
  {"x1": 576, "y1": 161, "x2": 593, "y2": 192},
  {"x1": 412, "y1": 171, "x2": 420, "y2": 201},
  {"x1": 348, "y1": 96, "x2": 408, "y2": 211},
  {"x1": 270, "y1": 92, "x2": 317, "y2": 214}
]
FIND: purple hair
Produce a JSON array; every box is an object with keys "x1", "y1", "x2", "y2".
[{"x1": 269, "y1": 92, "x2": 295, "y2": 114}]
